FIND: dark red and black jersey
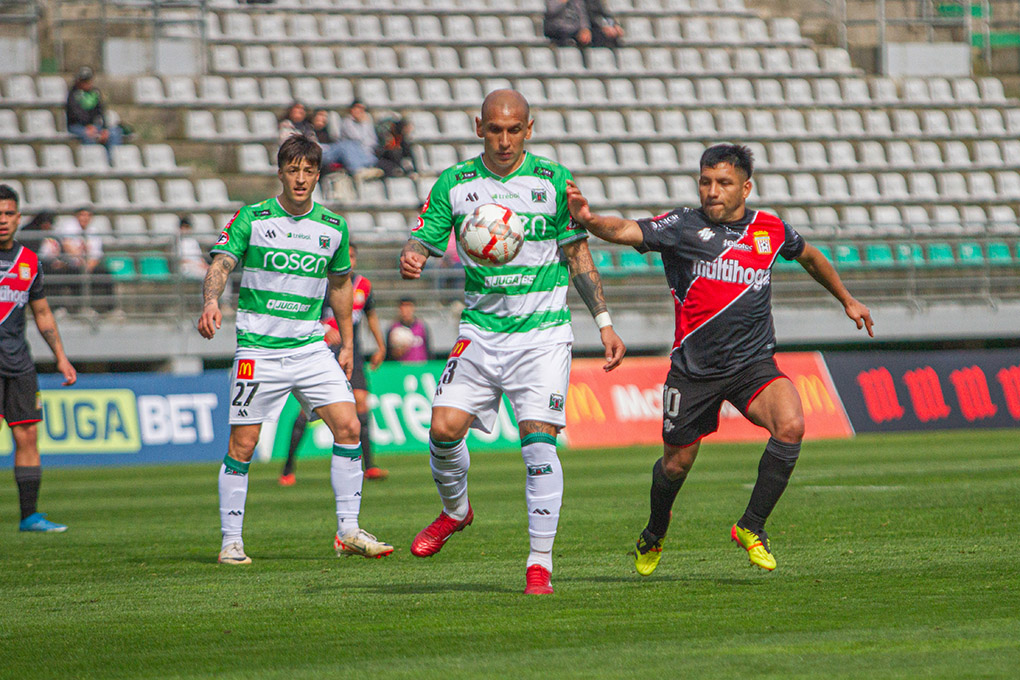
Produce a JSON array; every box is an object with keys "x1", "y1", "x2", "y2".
[
  {"x1": 636, "y1": 208, "x2": 804, "y2": 379},
  {"x1": 322, "y1": 273, "x2": 373, "y2": 355},
  {"x1": 0, "y1": 242, "x2": 45, "y2": 376}
]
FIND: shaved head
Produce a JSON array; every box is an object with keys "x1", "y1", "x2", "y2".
[{"x1": 480, "y1": 89, "x2": 530, "y2": 124}]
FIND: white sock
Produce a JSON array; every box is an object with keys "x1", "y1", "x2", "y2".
[
  {"x1": 429, "y1": 436, "x2": 471, "y2": 521},
  {"x1": 219, "y1": 456, "x2": 250, "y2": 550},
  {"x1": 522, "y1": 433, "x2": 562, "y2": 572},
  {"x1": 331, "y1": 443, "x2": 363, "y2": 536}
]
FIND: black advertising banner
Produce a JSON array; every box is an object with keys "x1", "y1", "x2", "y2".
[{"x1": 824, "y1": 349, "x2": 1020, "y2": 433}]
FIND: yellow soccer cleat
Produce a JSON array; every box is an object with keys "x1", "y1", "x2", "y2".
[
  {"x1": 631, "y1": 529, "x2": 664, "y2": 576},
  {"x1": 731, "y1": 524, "x2": 776, "y2": 571}
]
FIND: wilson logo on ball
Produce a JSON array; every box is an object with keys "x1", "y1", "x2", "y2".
[{"x1": 458, "y1": 203, "x2": 525, "y2": 266}]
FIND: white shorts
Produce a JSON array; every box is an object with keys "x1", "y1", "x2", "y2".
[
  {"x1": 432, "y1": 338, "x2": 571, "y2": 434},
  {"x1": 228, "y1": 344, "x2": 354, "y2": 425}
]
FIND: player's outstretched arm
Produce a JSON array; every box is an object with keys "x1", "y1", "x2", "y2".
[
  {"x1": 563, "y1": 239, "x2": 626, "y2": 371},
  {"x1": 29, "y1": 298, "x2": 76, "y2": 386},
  {"x1": 399, "y1": 239, "x2": 430, "y2": 280},
  {"x1": 795, "y1": 243, "x2": 875, "y2": 337},
  {"x1": 565, "y1": 180, "x2": 644, "y2": 247},
  {"x1": 326, "y1": 271, "x2": 355, "y2": 378},
  {"x1": 198, "y1": 254, "x2": 236, "y2": 339}
]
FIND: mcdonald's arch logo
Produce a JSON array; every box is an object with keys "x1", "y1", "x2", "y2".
[
  {"x1": 566, "y1": 382, "x2": 605, "y2": 424},
  {"x1": 449, "y1": 339, "x2": 471, "y2": 358},
  {"x1": 856, "y1": 367, "x2": 904, "y2": 423},
  {"x1": 902, "y1": 366, "x2": 950, "y2": 423},
  {"x1": 236, "y1": 360, "x2": 255, "y2": 380},
  {"x1": 949, "y1": 365, "x2": 997, "y2": 421},
  {"x1": 795, "y1": 374, "x2": 836, "y2": 416},
  {"x1": 995, "y1": 365, "x2": 1020, "y2": 419}
]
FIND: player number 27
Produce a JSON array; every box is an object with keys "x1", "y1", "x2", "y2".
[{"x1": 232, "y1": 381, "x2": 261, "y2": 407}]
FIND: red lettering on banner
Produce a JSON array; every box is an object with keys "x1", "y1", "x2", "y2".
[
  {"x1": 995, "y1": 366, "x2": 1020, "y2": 419},
  {"x1": 856, "y1": 368, "x2": 904, "y2": 423},
  {"x1": 902, "y1": 367, "x2": 951, "y2": 422},
  {"x1": 950, "y1": 366, "x2": 997, "y2": 421}
]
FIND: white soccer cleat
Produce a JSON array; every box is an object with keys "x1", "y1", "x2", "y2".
[
  {"x1": 334, "y1": 529, "x2": 394, "y2": 559},
  {"x1": 218, "y1": 541, "x2": 252, "y2": 565}
]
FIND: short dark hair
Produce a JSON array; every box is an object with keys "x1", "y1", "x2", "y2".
[
  {"x1": 700, "y1": 144, "x2": 754, "y2": 179},
  {"x1": 399, "y1": 297, "x2": 415, "y2": 305},
  {"x1": 0, "y1": 184, "x2": 19, "y2": 207},
  {"x1": 277, "y1": 134, "x2": 322, "y2": 170}
]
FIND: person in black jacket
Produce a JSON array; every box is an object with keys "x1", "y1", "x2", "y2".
[{"x1": 65, "y1": 67, "x2": 123, "y2": 154}]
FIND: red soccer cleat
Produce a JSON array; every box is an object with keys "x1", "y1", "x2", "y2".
[
  {"x1": 410, "y1": 505, "x2": 473, "y2": 557},
  {"x1": 524, "y1": 564, "x2": 554, "y2": 595},
  {"x1": 278, "y1": 473, "x2": 296, "y2": 486},
  {"x1": 364, "y1": 467, "x2": 389, "y2": 481}
]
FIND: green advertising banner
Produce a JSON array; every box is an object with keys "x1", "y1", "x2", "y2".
[{"x1": 269, "y1": 361, "x2": 521, "y2": 460}]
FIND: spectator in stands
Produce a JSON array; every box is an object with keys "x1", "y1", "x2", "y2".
[
  {"x1": 176, "y1": 216, "x2": 208, "y2": 280},
  {"x1": 22, "y1": 211, "x2": 79, "y2": 306},
  {"x1": 66, "y1": 67, "x2": 124, "y2": 156},
  {"x1": 376, "y1": 117, "x2": 419, "y2": 178},
  {"x1": 278, "y1": 101, "x2": 314, "y2": 146},
  {"x1": 338, "y1": 100, "x2": 384, "y2": 181},
  {"x1": 385, "y1": 297, "x2": 431, "y2": 362},
  {"x1": 543, "y1": 0, "x2": 623, "y2": 48},
  {"x1": 56, "y1": 207, "x2": 113, "y2": 313},
  {"x1": 309, "y1": 108, "x2": 344, "y2": 173}
]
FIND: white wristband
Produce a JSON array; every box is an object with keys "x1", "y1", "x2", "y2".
[{"x1": 594, "y1": 312, "x2": 613, "y2": 329}]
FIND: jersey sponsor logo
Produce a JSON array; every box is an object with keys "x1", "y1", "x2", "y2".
[
  {"x1": 548, "y1": 392, "x2": 564, "y2": 411},
  {"x1": 455, "y1": 170, "x2": 477, "y2": 181},
  {"x1": 215, "y1": 230, "x2": 230, "y2": 246},
  {"x1": 483, "y1": 273, "x2": 536, "y2": 288},
  {"x1": 531, "y1": 188, "x2": 547, "y2": 203},
  {"x1": 0, "y1": 288, "x2": 29, "y2": 305},
  {"x1": 723, "y1": 239, "x2": 752, "y2": 252},
  {"x1": 323, "y1": 215, "x2": 340, "y2": 226},
  {"x1": 253, "y1": 209, "x2": 272, "y2": 218},
  {"x1": 286, "y1": 231, "x2": 308, "y2": 240},
  {"x1": 651, "y1": 212, "x2": 679, "y2": 229},
  {"x1": 17, "y1": 263, "x2": 31, "y2": 281},
  {"x1": 266, "y1": 299, "x2": 312, "y2": 313},
  {"x1": 261, "y1": 249, "x2": 329, "y2": 274},
  {"x1": 753, "y1": 230, "x2": 772, "y2": 255},
  {"x1": 492, "y1": 192, "x2": 519, "y2": 201},
  {"x1": 692, "y1": 258, "x2": 772, "y2": 291},
  {"x1": 354, "y1": 289, "x2": 366, "y2": 306},
  {"x1": 534, "y1": 166, "x2": 553, "y2": 178},
  {"x1": 236, "y1": 359, "x2": 255, "y2": 380},
  {"x1": 697, "y1": 227, "x2": 714, "y2": 241},
  {"x1": 527, "y1": 464, "x2": 554, "y2": 476},
  {"x1": 449, "y1": 338, "x2": 471, "y2": 358}
]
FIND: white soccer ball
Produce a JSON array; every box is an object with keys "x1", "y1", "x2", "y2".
[
  {"x1": 388, "y1": 325, "x2": 416, "y2": 358},
  {"x1": 458, "y1": 203, "x2": 526, "y2": 266}
]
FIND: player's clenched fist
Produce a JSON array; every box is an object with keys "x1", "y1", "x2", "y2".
[{"x1": 198, "y1": 302, "x2": 221, "y2": 339}]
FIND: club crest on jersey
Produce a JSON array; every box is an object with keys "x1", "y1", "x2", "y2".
[
  {"x1": 531, "y1": 188, "x2": 547, "y2": 203},
  {"x1": 753, "y1": 230, "x2": 772, "y2": 255},
  {"x1": 548, "y1": 393, "x2": 564, "y2": 411},
  {"x1": 449, "y1": 339, "x2": 471, "y2": 358},
  {"x1": 319, "y1": 235, "x2": 330, "y2": 249},
  {"x1": 18, "y1": 263, "x2": 31, "y2": 280},
  {"x1": 697, "y1": 227, "x2": 714, "y2": 241},
  {"x1": 236, "y1": 359, "x2": 255, "y2": 380},
  {"x1": 215, "y1": 230, "x2": 230, "y2": 246}
]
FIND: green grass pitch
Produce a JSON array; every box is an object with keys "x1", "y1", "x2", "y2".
[{"x1": 1, "y1": 430, "x2": 1017, "y2": 679}]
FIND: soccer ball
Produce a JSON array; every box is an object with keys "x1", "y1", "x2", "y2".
[
  {"x1": 458, "y1": 203, "x2": 525, "y2": 266},
  {"x1": 388, "y1": 325, "x2": 416, "y2": 358}
]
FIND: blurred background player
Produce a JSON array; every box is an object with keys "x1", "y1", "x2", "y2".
[
  {"x1": 399, "y1": 90, "x2": 625, "y2": 595},
  {"x1": 279, "y1": 242, "x2": 388, "y2": 485},
  {"x1": 566, "y1": 143, "x2": 874, "y2": 574},
  {"x1": 384, "y1": 296, "x2": 430, "y2": 363},
  {"x1": 198, "y1": 136, "x2": 392, "y2": 565},
  {"x1": 0, "y1": 184, "x2": 77, "y2": 532}
]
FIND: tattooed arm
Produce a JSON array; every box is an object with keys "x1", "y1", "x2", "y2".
[
  {"x1": 562, "y1": 239, "x2": 626, "y2": 371},
  {"x1": 197, "y1": 253, "x2": 237, "y2": 339},
  {"x1": 399, "y1": 239, "x2": 430, "y2": 280},
  {"x1": 29, "y1": 298, "x2": 77, "y2": 385}
]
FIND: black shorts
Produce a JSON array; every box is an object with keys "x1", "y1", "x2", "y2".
[
  {"x1": 662, "y1": 358, "x2": 786, "y2": 447},
  {"x1": 0, "y1": 371, "x2": 42, "y2": 426}
]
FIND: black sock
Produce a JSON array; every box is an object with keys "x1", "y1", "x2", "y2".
[
  {"x1": 358, "y1": 411, "x2": 374, "y2": 469},
  {"x1": 648, "y1": 458, "x2": 685, "y2": 538},
  {"x1": 739, "y1": 437, "x2": 801, "y2": 534},
  {"x1": 15, "y1": 466, "x2": 42, "y2": 521},
  {"x1": 282, "y1": 412, "x2": 308, "y2": 477}
]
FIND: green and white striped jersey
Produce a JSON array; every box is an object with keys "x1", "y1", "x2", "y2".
[
  {"x1": 412, "y1": 152, "x2": 588, "y2": 348},
  {"x1": 211, "y1": 198, "x2": 350, "y2": 355}
]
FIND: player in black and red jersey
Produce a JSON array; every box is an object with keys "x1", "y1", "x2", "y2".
[
  {"x1": 566, "y1": 145, "x2": 873, "y2": 573},
  {"x1": 0, "y1": 184, "x2": 77, "y2": 532}
]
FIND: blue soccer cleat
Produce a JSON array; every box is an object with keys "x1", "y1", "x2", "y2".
[{"x1": 19, "y1": 512, "x2": 67, "y2": 533}]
